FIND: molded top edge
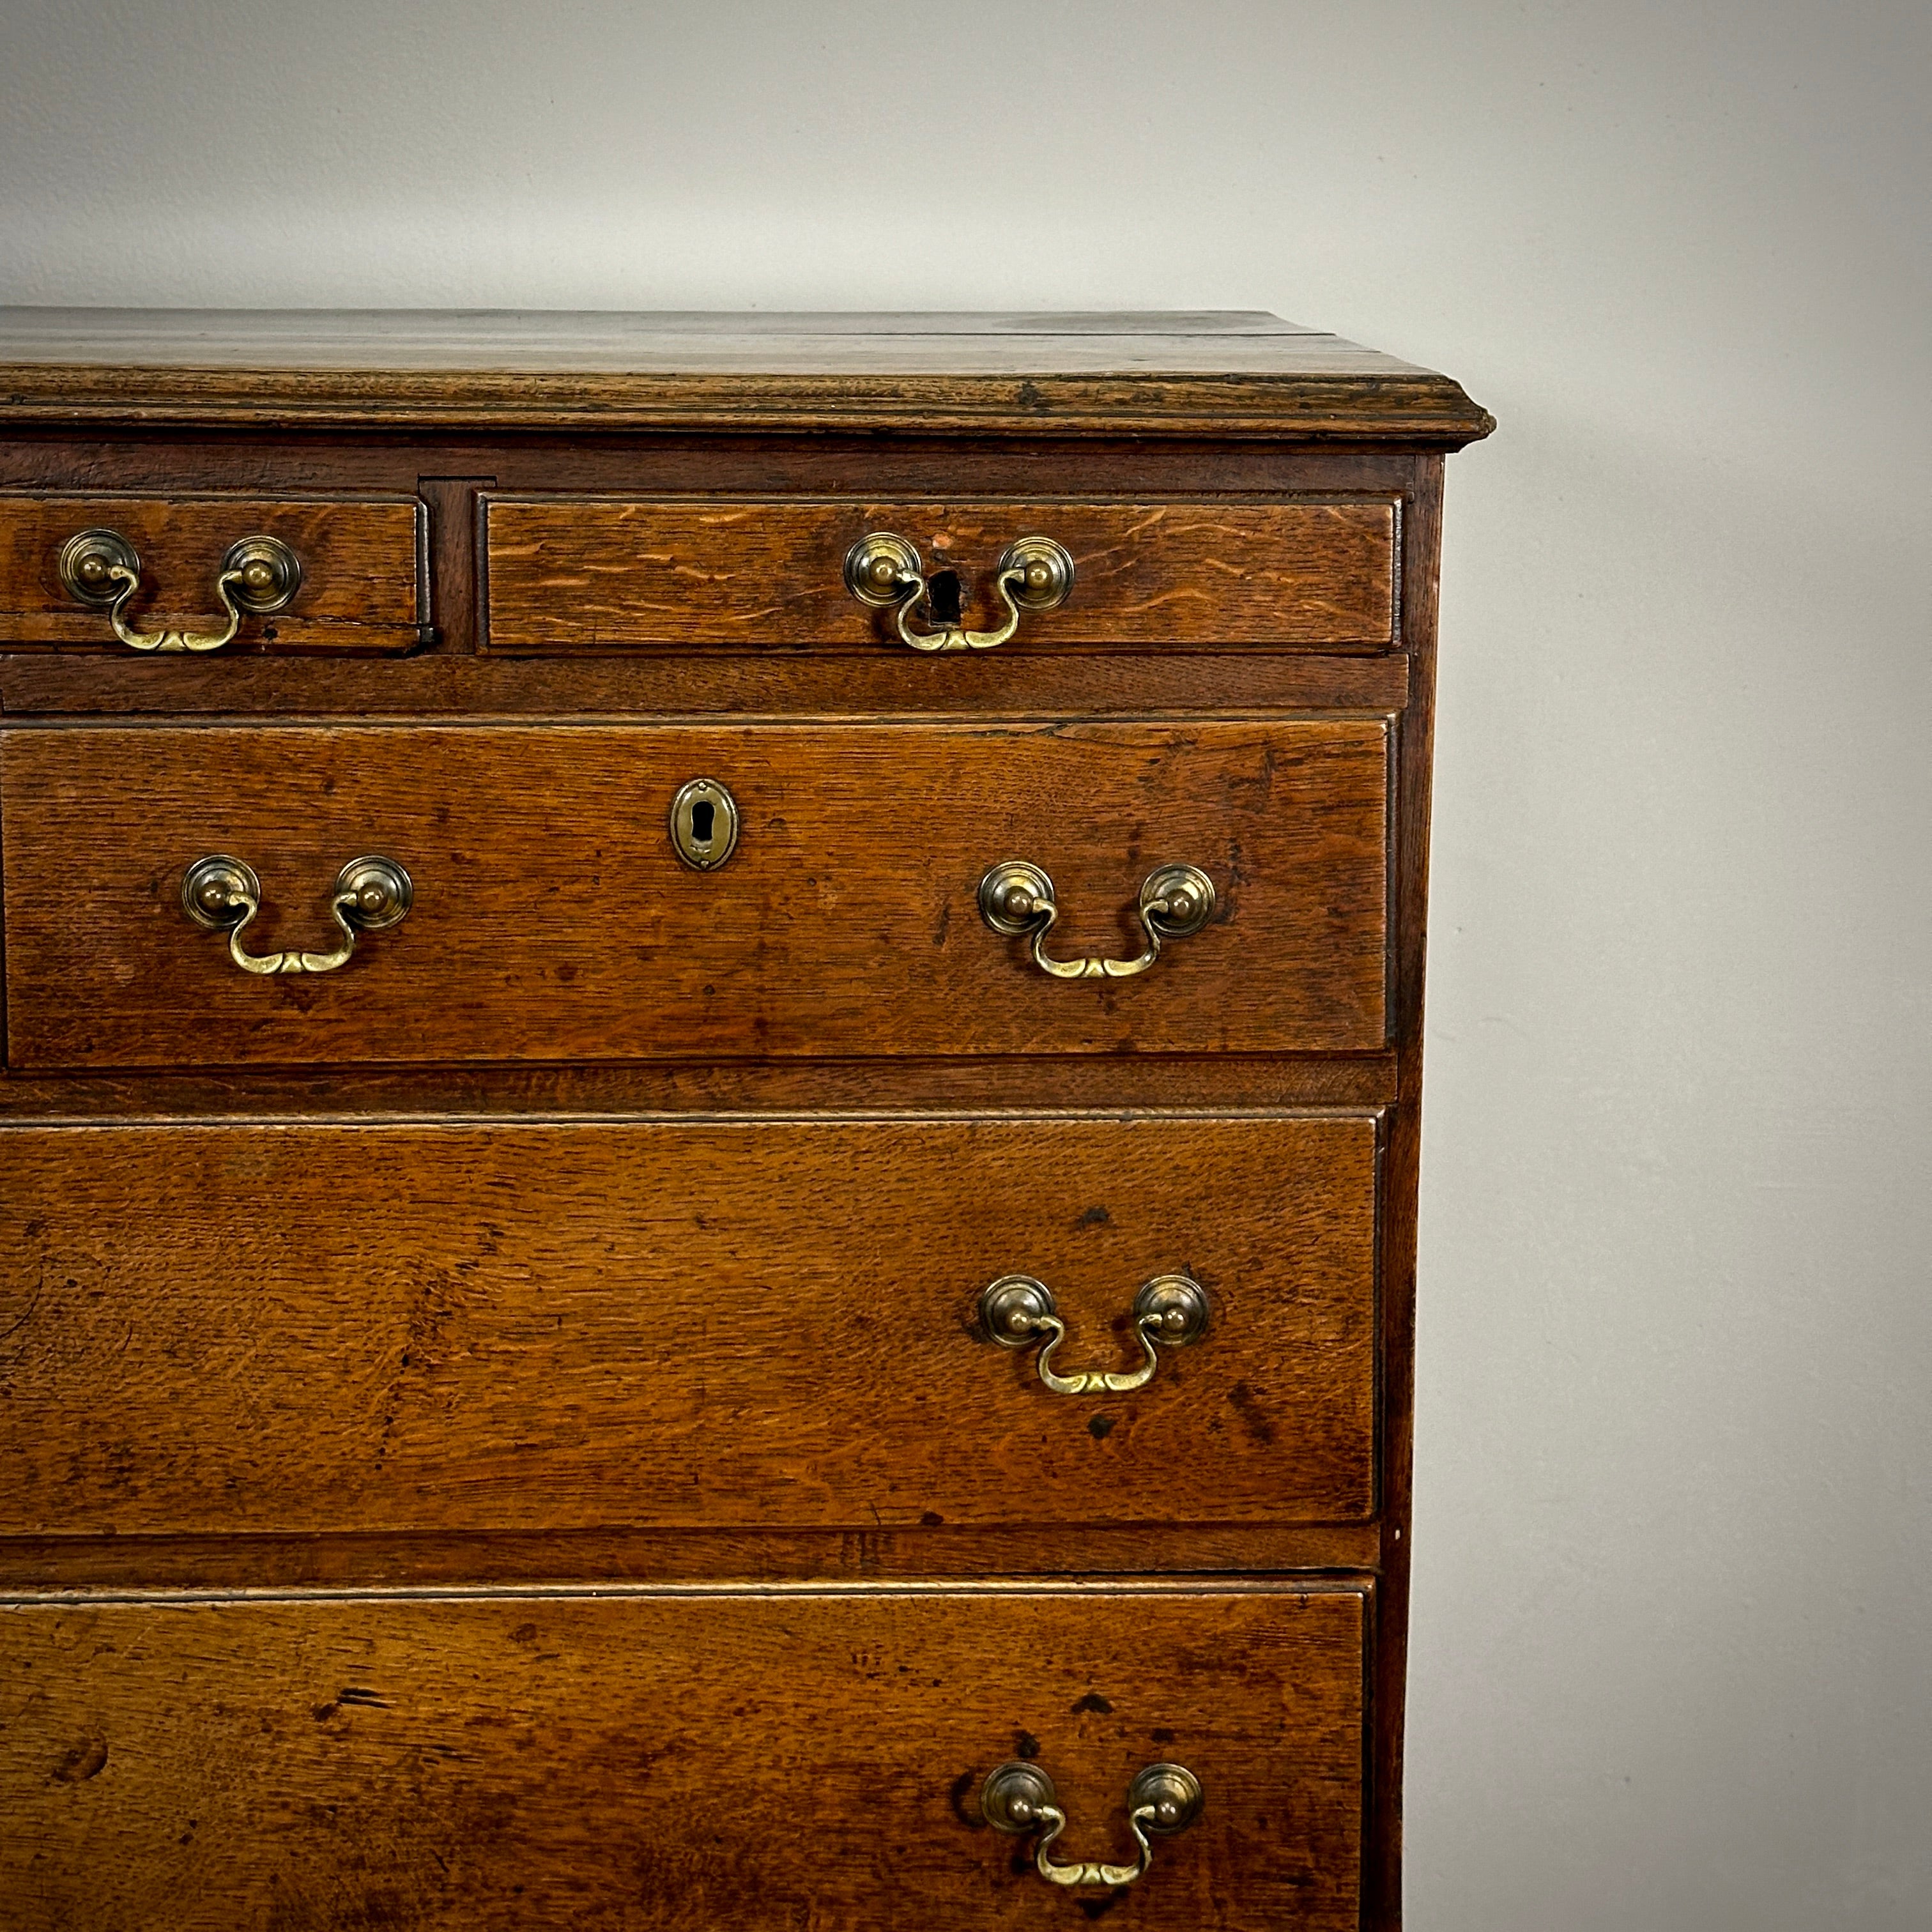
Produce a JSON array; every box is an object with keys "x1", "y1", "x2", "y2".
[{"x1": 0, "y1": 308, "x2": 1494, "y2": 442}]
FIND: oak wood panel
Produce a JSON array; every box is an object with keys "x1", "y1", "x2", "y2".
[
  {"x1": 483, "y1": 496, "x2": 1397, "y2": 650},
  {"x1": 0, "y1": 310, "x2": 1481, "y2": 1932},
  {"x1": 0, "y1": 1522, "x2": 1383, "y2": 1591},
  {"x1": 0, "y1": 306, "x2": 1495, "y2": 440},
  {"x1": 0, "y1": 1115, "x2": 1377, "y2": 1537},
  {"x1": 0, "y1": 493, "x2": 425, "y2": 652},
  {"x1": 1, "y1": 719, "x2": 1390, "y2": 1068},
  {"x1": 0, "y1": 645, "x2": 1409, "y2": 718},
  {"x1": 0, "y1": 431, "x2": 1429, "y2": 504},
  {"x1": 419, "y1": 474, "x2": 487, "y2": 663},
  {"x1": 0, "y1": 1057, "x2": 1400, "y2": 1119},
  {"x1": 1367, "y1": 457, "x2": 1445, "y2": 1924},
  {"x1": 0, "y1": 1584, "x2": 1367, "y2": 1931}
]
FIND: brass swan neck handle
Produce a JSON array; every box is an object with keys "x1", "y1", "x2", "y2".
[
  {"x1": 844, "y1": 531, "x2": 1073, "y2": 652},
  {"x1": 58, "y1": 528, "x2": 301, "y2": 654},
  {"x1": 979, "y1": 859, "x2": 1216, "y2": 979},
  {"x1": 181, "y1": 854, "x2": 411, "y2": 974},
  {"x1": 981, "y1": 1274, "x2": 1209, "y2": 1395},
  {"x1": 981, "y1": 1761, "x2": 1204, "y2": 1890}
]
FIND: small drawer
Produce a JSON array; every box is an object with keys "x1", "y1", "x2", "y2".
[
  {"x1": 0, "y1": 491, "x2": 427, "y2": 654},
  {"x1": 0, "y1": 1585, "x2": 1367, "y2": 1928},
  {"x1": 482, "y1": 494, "x2": 1398, "y2": 652},
  {"x1": 0, "y1": 717, "x2": 1390, "y2": 1068},
  {"x1": 0, "y1": 1114, "x2": 1376, "y2": 1537}
]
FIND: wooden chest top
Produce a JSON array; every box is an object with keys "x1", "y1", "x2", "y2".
[{"x1": 0, "y1": 307, "x2": 1494, "y2": 438}]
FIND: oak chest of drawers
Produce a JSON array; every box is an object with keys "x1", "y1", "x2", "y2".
[{"x1": 0, "y1": 309, "x2": 1490, "y2": 1929}]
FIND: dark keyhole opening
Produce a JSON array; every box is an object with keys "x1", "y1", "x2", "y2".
[
  {"x1": 926, "y1": 568, "x2": 964, "y2": 627},
  {"x1": 691, "y1": 799, "x2": 716, "y2": 845}
]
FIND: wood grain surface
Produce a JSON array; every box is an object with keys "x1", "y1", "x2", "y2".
[
  {"x1": 0, "y1": 310, "x2": 1480, "y2": 1932},
  {"x1": 0, "y1": 645, "x2": 1410, "y2": 719},
  {"x1": 0, "y1": 307, "x2": 1495, "y2": 440},
  {"x1": 0, "y1": 1054, "x2": 1398, "y2": 1121},
  {"x1": 0, "y1": 1114, "x2": 1377, "y2": 1537},
  {"x1": 482, "y1": 497, "x2": 1397, "y2": 650},
  {"x1": 0, "y1": 1585, "x2": 1367, "y2": 1931},
  {"x1": 1, "y1": 719, "x2": 1391, "y2": 1068},
  {"x1": 0, "y1": 1522, "x2": 1384, "y2": 1591},
  {"x1": 0, "y1": 428, "x2": 1430, "y2": 509},
  {"x1": 0, "y1": 493, "x2": 425, "y2": 652}
]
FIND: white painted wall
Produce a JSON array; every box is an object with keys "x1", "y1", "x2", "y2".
[{"x1": 4, "y1": 3, "x2": 1926, "y2": 1924}]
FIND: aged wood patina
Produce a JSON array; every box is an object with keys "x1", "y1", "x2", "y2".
[{"x1": 0, "y1": 308, "x2": 1489, "y2": 1929}]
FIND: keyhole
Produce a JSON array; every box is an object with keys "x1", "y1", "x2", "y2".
[
  {"x1": 926, "y1": 568, "x2": 964, "y2": 627},
  {"x1": 670, "y1": 776, "x2": 739, "y2": 872}
]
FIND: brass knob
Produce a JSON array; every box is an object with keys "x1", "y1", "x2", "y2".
[
  {"x1": 844, "y1": 532, "x2": 922, "y2": 606},
  {"x1": 222, "y1": 536, "x2": 303, "y2": 613},
  {"x1": 981, "y1": 1760, "x2": 1060, "y2": 1835},
  {"x1": 977, "y1": 859, "x2": 1055, "y2": 931},
  {"x1": 181, "y1": 853, "x2": 411, "y2": 975},
  {"x1": 978, "y1": 860, "x2": 1216, "y2": 979},
  {"x1": 981, "y1": 1760, "x2": 1203, "y2": 1890},
  {"x1": 843, "y1": 530, "x2": 1073, "y2": 652},
  {"x1": 59, "y1": 529, "x2": 140, "y2": 604},
  {"x1": 57, "y1": 528, "x2": 300, "y2": 653},
  {"x1": 981, "y1": 1273, "x2": 1209, "y2": 1395},
  {"x1": 997, "y1": 535, "x2": 1077, "y2": 612}
]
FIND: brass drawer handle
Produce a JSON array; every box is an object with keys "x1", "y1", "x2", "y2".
[
  {"x1": 979, "y1": 859, "x2": 1215, "y2": 979},
  {"x1": 982, "y1": 1760, "x2": 1203, "y2": 1890},
  {"x1": 844, "y1": 530, "x2": 1073, "y2": 652},
  {"x1": 981, "y1": 1273, "x2": 1208, "y2": 1394},
  {"x1": 181, "y1": 854, "x2": 411, "y2": 974},
  {"x1": 58, "y1": 528, "x2": 301, "y2": 653}
]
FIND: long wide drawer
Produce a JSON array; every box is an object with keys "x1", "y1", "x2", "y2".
[
  {"x1": 0, "y1": 719, "x2": 1390, "y2": 1068},
  {"x1": 0, "y1": 1584, "x2": 1367, "y2": 1929},
  {"x1": 0, "y1": 1114, "x2": 1377, "y2": 1536},
  {"x1": 482, "y1": 494, "x2": 1399, "y2": 650}
]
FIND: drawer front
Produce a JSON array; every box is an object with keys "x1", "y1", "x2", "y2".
[
  {"x1": 0, "y1": 1586, "x2": 1366, "y2": 1929},
  {"x1": 483, "y1": 495, "x2": 1398, "y2": 650},
  {"x1": 0, "y1": 1116, "x2": 1377, "y2": 1536},
  {"x1": 0, "y1": 492, "x2": 427, "y2": 652},
  {"x1": 1, "y1": 719, "x2": 1389, "y2": 1068}
]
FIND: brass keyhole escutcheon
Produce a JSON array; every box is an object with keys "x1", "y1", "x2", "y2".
[{"x1": 670, "y1": 778, "x2": 740, "y2": 871}]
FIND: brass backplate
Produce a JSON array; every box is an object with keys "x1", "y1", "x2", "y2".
[
  {"x1": 1140, "y1": 862, "x2": 1216, "y2": 938},
  {"x1": 997, "y1": 534, "x2": 1076, "y2": 611},
  {"x1": 1128, "y1": 1763, "x2": 1206, "y2": 1834},
  {"x1": 980, "y1": 1274, "x2": 1057, "y2": 1346},
  {"x1": 1131, "y1": 1274, "x2": 1211, "y2": 1347},
  {"x1": 334, "y1": 855, "x2": 413, "y2": 930},
  {"x1": 843, "y1": 532, "x2": 923, "y2": 606},
  {"x1": 180, "y1": 854, "x2": 260, "y2": 930},
  {"x1": 981, "y1": 1761, "x2": 1059, "y2": 1833},
  {"x1": 977, "y1": 859, "x2": 1054, "y2": 935},
  {"x1": 57, "y1": 528, "x2": 141, "y2": 606},
  {"x1": 222, "y1": 534, "x2": 303, "y2": 614}
]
